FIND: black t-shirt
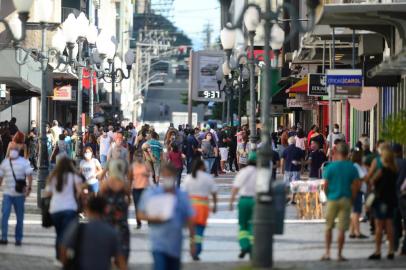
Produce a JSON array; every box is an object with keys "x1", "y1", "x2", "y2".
[
  {"x1": 375, "y1": 167, "x2": 398, "y2": 207},
  {"x1": 282, "y1": 145, "x2": 304, "y2": 172},
  {"x1": 308, "y1": 150, "x2": 327, "y2": 178}
]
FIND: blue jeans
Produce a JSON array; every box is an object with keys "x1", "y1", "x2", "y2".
[
  {"x1": 152, "y1": 251, "x2": 181, "y2": 270},
  {"x1": 132, "y1": 188, "x2": 145, "y2": 226},
  {"x1": 203, "y1": 158, "x2": 215, "y2": 174},
  {"x1": 51, "y1": 210, "x2": 77, "y2": 259},
  {"x1": 1, "y1": 195, "x2": 25, "y2": 242},
  {"x1": 195, "y1": 225, "x2": 206, "y2": 257},
  {"x1": 100, "y1": 154, "x2": 108, "y2": 167}
]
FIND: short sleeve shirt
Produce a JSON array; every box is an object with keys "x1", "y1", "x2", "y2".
[
  {"x1": 0, "y1": 157, "x2": 33, "y2": 196},
  {"x1": 233, "y1": 165, "x2": 257, "y2": 197},
  {"x1": 183, "y1": 171, "x2": 217, "y2": 197},
  {"x1": 138, "y1": 187, "x2": 194, "y2": 258},
  {"x1": 148, "y1": 139, "x2": 163, "y2": 161},
  {"x1": 282, "y1": 145, "x2": 304, "y2": 172},
  {"x1": 322, "y1": 160, "x2": 359, "y2": 200},
  {"x1": 80, "y1": 158, "x2": 101, "y2": 184},
  {"x1": 308, "y1": 150, "x2": 327, "y2": 178}
]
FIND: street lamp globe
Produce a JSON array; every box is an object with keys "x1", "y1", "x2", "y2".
[
  {"x1": 244, "y1": 6, "x2": 260, "y2": 32},
  {"x1": 37, "y1": 0, "x2": 54, "y2": 23},
  {"x1": 52, "y1": 28, "x2": 67, "y2": 53},
  {"x1": 105, "y1": 37, "x2": 116, "y2": 60},
  {"x1": 62, "y1": 13, "x2": 79, "y2": 44},
  {"x1": 86, "y1": 24, "x2": 98, "y2": 45},
  {"x1": 8, "y1": 14, "x2": 22, "y2": 40},
  {"x1": 270, "y1": 24, "x2": 285, "y2": 50},
  {"x1": 220, "y1": 23, "x2": 236, "y2": 50},
  {"x1": 124, "y1": 49, "x2": 135, "y2": 67},
  {"x1": 12, "y1": 0, "x2": 34, "y2": 13},
  {"x1": 76, "y1": 12, "x2": 89, "y2": 39},
  {"x1": 96, "y1": 30, "x2": 110, "y2": 58}
]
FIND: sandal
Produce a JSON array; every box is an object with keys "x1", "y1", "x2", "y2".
[{"x1": 337, "y1": 256, "x2": 348, "y2": 262}]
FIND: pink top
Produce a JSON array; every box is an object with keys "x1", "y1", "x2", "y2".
[{"x1": 168, "y1": 151, "x2": 183, "y2": 169}]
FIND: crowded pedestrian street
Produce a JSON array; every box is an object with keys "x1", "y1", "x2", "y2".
[{"x1": 1, "y1": 0, "x2": 406, "y2": 270}]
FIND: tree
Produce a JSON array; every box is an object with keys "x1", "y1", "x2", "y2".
[{"x1": 380, "y1": 110, "x2": 406, "y2": 145}]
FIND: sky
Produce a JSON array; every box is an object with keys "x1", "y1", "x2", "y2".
[{"x1": 172, "y1": 0, "x2": 221, "y2": 50}]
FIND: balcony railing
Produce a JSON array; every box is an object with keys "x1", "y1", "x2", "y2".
[{"x1": 322, "y1": 0, "x2": 394, "y2": 4}]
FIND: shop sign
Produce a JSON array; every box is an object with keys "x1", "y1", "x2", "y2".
[
  {"x1": 326, "y1": 69, "x2": 363, "y2": 87},
  {"x1": 286, "y1": 98, "x2": 313, "y2": 110},
  {"x1": 308, "y1": 73, "x2": 328, "y2": 96},
  {"x1": 53, "y1": 84, "x2": 72, "y2": 101},
  {"x1": 333, "y1": 86, "x2": 362, "y2": 98}
]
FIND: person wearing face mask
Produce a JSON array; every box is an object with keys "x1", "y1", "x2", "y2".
[
  {"x1": 137, "y1": 163, "x2": 196, "y2": 269},
  {"x1": 327, "y1": 124, "x2": 345, "y2": 154},
  {"x1": 98, "y1": 128, "x2": 112, "y2": 168},
  {"x1": 80, "y1": 147, "x2": 103, "y2": 193},
  {"x1": 0, "y1": 145, "x2": 33, "y2": 246}
]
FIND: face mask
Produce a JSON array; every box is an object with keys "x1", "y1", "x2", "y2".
[
  {"x1": 162, "y1": 177, "x2": 176, "y2": 190},
  {"x1": 333, "y1": 128, "x2": 339, "y2": 133},
  {"x1": 9, "y1": 150, "x2": 19, "y2": 159},
  {"x1": 84, "y1": 152, "x2": 92, "y2": 160}
]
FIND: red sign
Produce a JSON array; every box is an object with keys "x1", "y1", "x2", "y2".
[
  {"x1": 82, "y1": 68, "x2": 97, "y2": 92},
  {"x1": 53, "y1": 85, "x2": 72, "y2": 101},
  {"x1": 246, "y1": 49, "x2": 279, "y2": 61}
]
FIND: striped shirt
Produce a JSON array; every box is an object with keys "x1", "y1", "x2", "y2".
[{"x1": 0, "y1": 157, "x2": 33, "y2": 196}]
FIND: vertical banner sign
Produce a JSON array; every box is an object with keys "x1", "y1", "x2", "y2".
[
  {"x1": 308, "y1": 74, "x2": 328, "y2": 96},
  {"x1": 326, "y1": 69, "x2": 363, "y2": 98},
  {"x1": 191, "y1": 51, "x2": 226, "y2": 102}
]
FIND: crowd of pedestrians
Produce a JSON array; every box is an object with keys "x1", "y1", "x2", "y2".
[{"x1": 0, "y1": 116, "x2": 405, "y2": 269}]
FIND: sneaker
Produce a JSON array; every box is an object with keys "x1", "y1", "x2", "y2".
[
  {"x1": 387, "y1": 253, "x2": 394, "y2": 260},
  {"x1": 357, "y1": 234, "x2": 368, "y2": 239},
  {"x1": 0, "y1": 239, "x2": 8, "y2": 245},
  {"x1": 15, "y1": 241, "x2": 22, "y2": 246},
  {"x1": 349, "y1": 234, "x2": 356, "y2": 239}
]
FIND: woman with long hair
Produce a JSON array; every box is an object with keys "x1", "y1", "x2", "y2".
[
  {"x1": 237, "y1": 133, "x2": 250, "y2": 169},
  {"x1": 167, "y1": 143, "x2": 185, "y2": 187},
  {"x1": 45, "y1": 157, "x2": 83, "y2": 261},
  {"x1": 295, "y1": 128, "x2": 307, "y2": 153},
  {"x1": 183, "y1": 159, "x2": 217, "y2": 261},
  {"x1": 80, "y1": 146, "x2": 103, "y2": 193},
  {"x1": 368, "y1": 147, "x2": 398, "y2": 260},
  {"x1": 6, "y1": 131, "x2": 27, "y2": 158},
  {"x1": 200, "y1": 132, "x2": 218, "y2": 174},
  {"x1": 100, "y1": 159, "x2": 131, "y2": 264}
]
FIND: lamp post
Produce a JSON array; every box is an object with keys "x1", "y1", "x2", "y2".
[{"x1": 222, "y1": 1, "x2": 318, "y2": 268}]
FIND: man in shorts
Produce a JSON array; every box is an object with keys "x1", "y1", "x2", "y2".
[{"x1": 322, "y1": 143, "x2": 361, "y2": 261}]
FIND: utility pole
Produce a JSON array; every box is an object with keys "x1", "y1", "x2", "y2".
[{"x1": 203, "y1": 22, "x2": 213, "y2": 50}]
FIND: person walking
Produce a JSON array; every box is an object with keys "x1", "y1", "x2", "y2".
[
  {"x1": 229, "y1": 152, "x2": 257, "y2": 259},
  {"x1": 307, "y1": 140, "x2": 327, "y2": 179},
  {"x1": 145, "y1": 132, "x2": 163, "y2": 183},
  {"x1": 80, "y1": 147, "x2": 103, "y2": 193},
  {"x1": 183, "y1": 159, "x2": 218, "y2": 261},
  {"x1": 167, "y1": 143, "x2": 184, "y2": 187},
  {"x1": 281, "y1": 137, "x2": 305, "y2": 187},
  {"x1": 295, "y1": 128, "x2": 307, "y2": 153},
  {"x1": 137, "y1": 163, "x2": 196, "y2": 269},
  {"x1": 349, "y1": 149, "x2": 368, "y2": 239},
  {"x1": 321, "y1": 143, "x2": 361, "y2": 261},
  {"x1": 200, "y1": 132, "x2": 217, "y2": 175},
  {"x1": 44, "y1": 157, "x2": 83, "y2": 260},
  {"x1": 129, "y1": 161, "x2": 151, "y2": 229},
  {"x1": 60, "y1": 196, "x2": 127, "y2": 270},
  {"x1": 368, "y1": 147, "x2": 398, "y2": 260},
  {"x1": 0, "y1": 143, "x2": 33, "y2": 246},
  {"x1": 327, "y1": 124, "x2": 345, "y2": 153},
  {"x1": 27, "y1": 128, "x2": 38, "y2": 170},
  {"x1": 100, "y1": 159, "x2": 131, "y2": 263},
  {"x1": 185, "y1": 128, "x2": 199, "y2": 174},
  {"x1": 99, "y1": 128, "x2": 112, "y2": 167},
  {"x1": 236, "y1": 133, "x2": 250, "y2": 169},
  {"x1": 107, "y1": 132, "x2": 130, "y2": 165}
]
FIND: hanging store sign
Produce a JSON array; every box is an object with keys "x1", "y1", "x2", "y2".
[
  {"x1": 326, "y1": 69, "x2": 362, "y2": 98},
  {"x1": 308, "y1": 73, "x2": 328, "y2": 96},
  {"x1": 53, "y1": 84, "x2": 72, "y2": 101},
  {"x1": 190, "y1": 50, "x2": 225, "y2": 102}
]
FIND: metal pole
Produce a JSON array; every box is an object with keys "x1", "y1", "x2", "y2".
[
  {"x1": 226, "y1": 90, "x2": 231, "y2": 125},
  {"x1": 76, "y1": 39, "x2": 84, "y2": 162},
  {"x1": 248, "y1": 31, "x2": 257, "y2": 149},
  {"x1": 252, "y1": 1, "x2": 274, "y2": 267},
  {"x1": 187, "y1": 53, "x2": 193, "y2": 127},
  {"x1": 88, "y1": 66, "x2": 94, "y2": 136},
  {"x1": 328, "y1": 28, "x2": 335, "y2": 157},
  {"x1": 37, "y1": 24, "x2": 49, "y2": 207},
  {"x1": 352, "y1": 29, "x2": 356, "y2": 69},
  {"x1": 111, "y1": 60, "x2": 116, "y2": 119},
  {"x1": 238, "y1": 64, "x2": 243, "y2": 125}
]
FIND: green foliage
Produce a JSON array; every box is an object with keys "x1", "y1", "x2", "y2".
[
  {"x1": 380, "y1": 110, "x2": 406, "y2": 145},
  {"x1": 180, "y1": 91, "x2": 204, "y2": 107}
]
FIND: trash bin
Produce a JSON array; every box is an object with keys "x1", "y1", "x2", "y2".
[{"x1": 272, "y1": 180, "x2": 286, "y2": 235}]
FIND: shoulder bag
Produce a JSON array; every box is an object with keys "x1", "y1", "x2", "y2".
[{"x1": 9, "y1": 159, "x2": 26, "y2": 193}]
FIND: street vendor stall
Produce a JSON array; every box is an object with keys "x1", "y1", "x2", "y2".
[{"x1": 290, "y1": 179, "x2": 326, "y2": 220}]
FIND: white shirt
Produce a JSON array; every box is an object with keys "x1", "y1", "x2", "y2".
[
  {"x1": 47, "y1": 172, "x2": 82, "y2": 214},
  {"x1": 107, "y1": 130, "x2": 114, "y2": 141},
  {"x1": 80, "y1": 158, "x2": 101, "y2": 184},
  {"x1": 354, "y1": 163, "x2": 367, "y2": 193},
  {"x1": 127, "y1": 128, "x2": 137, "y2": 145},
  {"x1": 0, "y1": 157, "x2": 33, "y2": 196},
  {"x1": 99, "y1": 135, "x2": 111, "y2": 156},
  {"x1": 233, "y1": 165, "x2": 257, "y2": 197},
  {"x1": 183, "y1": 171, "x2": 217, "y2": 197}
]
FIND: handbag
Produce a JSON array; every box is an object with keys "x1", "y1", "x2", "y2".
[
  {"x1": 9, "y1": 159, "x2": 26, "y2": 193},
  {"x1": 41, "y1": 196, "x2": 53, "y2": 228},
  {"x1": 319, "y1": 190, "x2": 327, "y2": 204}
]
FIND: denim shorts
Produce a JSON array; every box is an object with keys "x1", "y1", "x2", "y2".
[
  {"x1": 352, "y1": 192, "x2": 363, "y2": 214},
  {"x1": 373, "y1": 200, "x2": 394, "y2": 220}
]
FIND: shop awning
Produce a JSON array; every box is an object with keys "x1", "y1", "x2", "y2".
[{"x1": 286, "y1": 76, "x2": 308, "y2": 94}]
